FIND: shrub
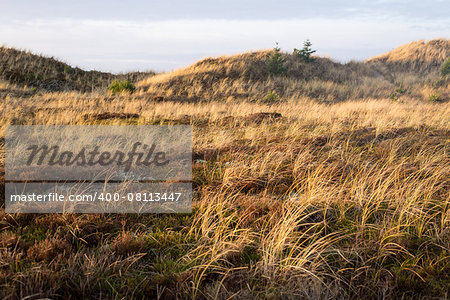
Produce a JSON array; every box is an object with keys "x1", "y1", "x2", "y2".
[
  {"x1": 441, "y1": 58, "x2": 450, "y2": 77},
  {"x1": 432, "y1": 78, "x2": 445, "y2": 87},
  {"x1": 389, "y1": 93, "x2": 399, "y2": 102},
  {"x1": 109, "y1": 80, "x2": 136, "y2": 94},
  {"x1": 64, "y1": 65, "x2": 73, "y2": 74},
  {"x1": 429, "y1": 92, "x2": 441, "y2": 102},
  {"x1": 390, "y1": 84, "x2": 407, "y2": 101},
  {"x1": 293, "y1": 39, "x2": 316, "y2": 62},
  {"x1": 264, "y1": 90, "x2": 279, "y2": 103},
  {"x1": 395, "y1": 84, "x2": 407, "y2": 95},
  {"x1": 266, "y1": 43, "x2": 286, "y2": 75}
]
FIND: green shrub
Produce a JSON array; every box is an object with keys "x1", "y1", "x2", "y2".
[
  {"x1": 433, "y1": 78, "x2": 445, "y2": 87},
  {"x1": 441, "y1": 58, "x2": 450, "y2": 77},
  {"x1": 389, "y1": 93, "x2": 399, "y2": 102},
  {"x1": 293, "y1": 39, "x2": 316, "y2": 63},
  {"x1": 109, "y1": 80, "x2": 136, "y2": 94},
  {"x1": 395, "y1": 84, "x2": 407, "y2": 95},
  {"x1": 264, "y1": 90, "x2": 279, "y2": 103},
  {"x1": 390, "y1": 84, "x2": 406, "y2": 101},
  {"x1": 429, "y1": 92, "x2": 441, "y2": 102},
  {"x1": 64, "y1": 65, "x2": 73, "y2": 74},
  {"x1": 266, "y1": 43, "x2": 286, "y2": 75}
]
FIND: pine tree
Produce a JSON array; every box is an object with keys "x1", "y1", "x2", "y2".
[
  {"x1": 294, "y1": 39, "x2": 316, "y2": 63},
  {"x1": 441, "y1": 57, "x2": 450, "y2": 77},
  {"x1": 266, "y1": 43, "x2": 286, "y2": 75}
]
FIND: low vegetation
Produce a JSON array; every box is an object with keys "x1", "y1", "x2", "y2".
[
  {"x1": 0, "y1": 46, "x2": 154, "y2": 92},
  {"x1": 138, "y1": 39, "x2": 449, "y2": 102},
  {"x1": 442, "y1": 57, "x2": 450, "y2": 77},
  {"x1": 109, "y1": 80, "x2": 137, "y2": 94}
]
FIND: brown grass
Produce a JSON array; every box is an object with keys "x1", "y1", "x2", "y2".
[
  {"x1": 111, "y1": 231, "x2": 145, "y2": 256},
  {"x1": 136, "y1": 39, "x2": 449, "y2": 102},
  {"x1": 368, "y1": 39, "x2": 450, "y2": 67},
  {"x1": 0, "y1": 46, "x2": 155, "y2": 92},
  {"x1": 0, "y1": 91, "x2": 449, "y2": 298},
  {"x1": 27, "y1": 237, "x2": 71, "y2": 262}
]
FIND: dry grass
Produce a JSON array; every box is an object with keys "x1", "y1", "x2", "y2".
[
  {"x1": 136, "y1": 39, "x2": 449, "y2": 103},
  {"x1": 368, "y1": 39, "x2": 450, "y2": 67},
  {"x1": 0, "y1": 89, "x2": 449, "y2": 298},
  {"x1": 0, "y1": 46, "x2": 155, "y2": 92}
]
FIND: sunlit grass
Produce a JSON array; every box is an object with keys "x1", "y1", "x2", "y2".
[{"x1": 0, "y1": 92, "x2": 448, "y2": 298}]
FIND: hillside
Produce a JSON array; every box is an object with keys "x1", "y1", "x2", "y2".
[
  {"x1": 0, "y1": 46, "x2": 155, "y2": 92},
  {"x1": 368, "y1": 39, "x2": 450, "y2": 71},
  {"x1": 137, "y1": 51, "x2": 383, "y2": 102},
  {"x1": 1, "y1": 39, "x2": 448, "y2": 99},
  {"x1": 137, "y1": 39, "x2": 449, "y2": 102}
]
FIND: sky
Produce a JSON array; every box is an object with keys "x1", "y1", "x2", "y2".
[{"x1": 0, "y1": 0, "x2": 448, "y2": 73}]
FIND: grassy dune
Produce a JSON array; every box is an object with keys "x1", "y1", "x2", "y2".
[
  {"x1": 0, "y1": 39, "x2": 449, "y2": 299},
  {"x1": 0, "y1": 46, "x2": 154, "y2": 92},
  {"x1": 137, "y1": 39, "x2": 449, "y2": 103}
]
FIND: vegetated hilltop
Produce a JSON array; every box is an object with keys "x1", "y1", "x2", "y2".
[
  {"x1": 1, "y1": 39, "x2": 448, "y2": 100},
  {"x1": 137, "y1": 39, "x2": 449, "y2": 102},
  {"x1": 368, "y1": 39, "x2": 450, "y2": 71},
  {"x1": 137, "y1": 51, "x2": 382, "y2": 102},
  {"x1": 0, "y1": 46, "x2": 155, "y2": 92}
]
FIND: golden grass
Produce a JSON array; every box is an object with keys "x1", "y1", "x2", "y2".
[
  {"x1": 137, "y1": 51, "x2": 397, "y2": 102},
  {"x1": 369, "y1": 39, "x2": 450, "y2": 65},
  {"x1": 0, "y1": 89, "x2": 449, "y2": 298},
  {"x1": 136, "y1": 47, "x2": 449, "y2": 103},
  {"x1": 0, "y1": 46, "x2": 154, "y2": 92}
]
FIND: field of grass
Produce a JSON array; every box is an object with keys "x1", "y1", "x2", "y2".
[
  {"x1": 0, "y1": 39, "x2": 449, "y2": 299},
  {"x1": 0, "y1": 90, "x2": 449, "y2": 299}
]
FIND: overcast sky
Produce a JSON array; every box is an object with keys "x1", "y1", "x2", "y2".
[{"x1": 0, "y1": 0, "x2": 448, "y2": 73}]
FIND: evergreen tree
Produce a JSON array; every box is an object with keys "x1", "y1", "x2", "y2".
[
  {"x1": 294, "y1": 39, "x2": 316, "y2": 62},
  {"x1": 266, "y1": 43, "x2": 286, "y2": 75},
  {"x1": 441, "y1": 57, "x2": 450, "y2": 77}
]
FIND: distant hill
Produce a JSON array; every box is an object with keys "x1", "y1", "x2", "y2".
[
  {"x1": 137, "y1": 51, "x2": 384, "y2": 102},
  {"x1": 368, "y1": 39, "x2": 449, "y2": 71},
  {"x1": 137, "y1": 39, "x2": 448, "y2": 102},
  {"x1": 1, "y1": 39, "x2": 448, "y2": 100},
  {"x1": 0, "y1": 46, "x2": 155, "y2": 92}
]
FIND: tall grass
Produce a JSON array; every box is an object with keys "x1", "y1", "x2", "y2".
[{"x1": 0, "y1": 90, "x2": 448, "y2": 298}]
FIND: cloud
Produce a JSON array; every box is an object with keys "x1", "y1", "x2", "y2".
[
  {"x1": 1, "y1": 0, "x2": 449, "y2": 21},
  {"x1": 0, "y1": 17, "x2": 448, "y2": 72}
]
